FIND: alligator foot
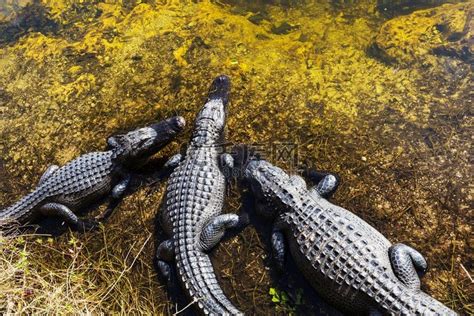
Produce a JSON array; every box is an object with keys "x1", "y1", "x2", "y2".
[
  {"x1": 40, "y1": 202, "x2": 81, "y2": 227},
  {"x1": 306, "y1": 170, "x2": 339, "y2": 199},
  {"x1": 75, "y1": 218, "x2": 100, "y2": 232},
  {"x1": 199, "y1": 214, "x2": 240, "y2": 252},
  {"x1": 39, "y1": 202, "x2": 99, "y2": 232},
  {"x1": 220, "y1": 153, "x2": 234, "y2": 176},
  {"x1": 389, "y1": 243, "x2": 428, "y2": 290},
  {"x1": 137, "y1": 154, "x2": 184, "y2": 187},
  {"x1": 220, "y1": 153, "x2": 235, "y2": 195},
  {"x1": 157, "y1": 239, "x2": 175, "y2": 261},
  {"x1": 271, "y1": 229, "x2": 286, "y2": 272},
  {"x1": 156, "y1": 239, "x2": 176, "y2": 287},
  {"x1": 154, "y1": 154, "x2": 184, "y2": 179},
  {"x1": 95, "y1": 175, "x2": 131, "y2": 221},
  {"x1": 156, "y1": 260, "x2": 174, "y2": 286},
  {"x1": 155, "y1": 256, "x2": 187, "y2": 310},
  {"x1": 164, "y1": 153, "x2": 183, "y2": 171},
  {"x1": 38, "y1": 165, "x2": 59, "y2": 185},
  {"x1": 112, "y1": 175, "x2": 131, "y2": 199}
]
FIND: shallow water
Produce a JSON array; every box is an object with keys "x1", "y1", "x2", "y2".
[{"x1": 0, "y1": 0, "x2": 472, "y2": 314}]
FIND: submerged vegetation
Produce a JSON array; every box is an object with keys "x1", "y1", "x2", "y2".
[{"x1": 0, "y1": 0, "x2": 472, "y2": 314}]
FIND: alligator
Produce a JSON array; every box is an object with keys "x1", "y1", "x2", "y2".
[
  {"x1": 0, "y1": 116, "x2": 185, "y2": 233},
  {"x1": 156, "y1": 75, "x2": 243, "y2": 315},
  {"x1": 243, "y1": 158, "x2": 457, "y2": 315}
]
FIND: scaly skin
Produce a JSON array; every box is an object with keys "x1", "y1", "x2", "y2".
[
  {"x1": 244, "y1": 159, "x2": 457, "y2": 316},
  {"x1": 157, "y1": 76, "x2": 243, "y2": 315},
  {"x1": 0, "y1": 116, "x2": 185, "y2": 232}
]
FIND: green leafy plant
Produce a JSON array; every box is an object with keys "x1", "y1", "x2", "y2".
[{"x1": 269, "y1": 287, "x2": 305, "y2": 314}]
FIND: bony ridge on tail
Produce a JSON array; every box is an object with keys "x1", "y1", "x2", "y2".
[
  {"x1": 0, "y1": 116, "x2": 185, "y2": 233},
  {"x1": 156, "y1": 75, "x2": 244, "y2": 315}
]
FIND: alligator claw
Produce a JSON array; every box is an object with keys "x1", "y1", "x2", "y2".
[{"x1": 75, "y1": 219, "x2": 100, "y2": 233}]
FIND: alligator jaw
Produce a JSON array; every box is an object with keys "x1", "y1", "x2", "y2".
[
  {"x1": 207, "y1": 74, "x2": 230, "y2": 105},
  {"x1": 162, "y1": 115, "x2": 186, "y2": 133},
  {"x1": 149, "y1": 115, "x2": 186, "y2": 142},
  {"x1": 191, "y1": 75, "x2": 231, "y2": 145},
  {"x1": 108, "y1": 116, "x2": 185, "y2": 164}
]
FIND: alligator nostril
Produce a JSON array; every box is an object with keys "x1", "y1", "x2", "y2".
[
  {"x1": 175, "y1": 116, "x2": 186, "y2": 129},
  {"x1": 216, "y1": 75, "x2": 229, "y2": 84}
]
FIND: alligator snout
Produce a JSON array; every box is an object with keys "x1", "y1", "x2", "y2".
[
  {"x1": 207, "y1": 75, "x2": 230, "y2": 105},
  {"x1": 151, "y1": 116, "x2": 186, "y2": 135},
  {"x1": 169, "y1": 116, "x2": 186, "y2": 132}
]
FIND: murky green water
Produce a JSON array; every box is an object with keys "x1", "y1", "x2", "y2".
[{"x1": 0, "y1": 0, "x2": 472, "y2": 314}]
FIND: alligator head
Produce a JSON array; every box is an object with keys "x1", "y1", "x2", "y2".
[
  {"x1": 191, "y1": 75, "x2": 231, "y2": 145},
  {"x1": 107, "y1": 116, "x2": 185, "y2": 166},
  {"x1": 244, "y1": 159, "x2": 297, "y2": 218}
]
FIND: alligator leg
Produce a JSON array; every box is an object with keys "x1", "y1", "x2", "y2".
[
  {"x1": 163, "y1": 153, "x2": 183, "y2": 171},
  {"x1": 133, "y1": 154, "x2": 184, "y2": 187},
  {"x1": 156, "y1": 239, "x2": 175, "y2": 286},
  {"x1": 220, "y1": 153, "x2": 235, "y2": 194},
  {"x1": 315, "y1": 173, "x2": 339, "y2": 198},
  {"x1": 220, "y1": 153, "x2": 234, "y2": 176},
  {"x1": 154, "y1": 154, "x2": 183, "y2": 181},
  {"x1": 155, "y1": 239, "x2": 186, "y2": 306},
  {"x1": 95, "y1": 175, "x2": 131, "y2": 221},
  {"x1": 111, "y1": 175, "x2": 131, "y2": 199},
  {"x1": 38, "y1": 165, "x2": 59, "y2": 185},
  {"x1": 39, "y1": 202, "x2": 99, "y2": 232},
  {"x1": 389, "y1": 243, "x2": 428, "y2": 290},
  {"x1": 199, "y1": 214, "x2": 240, "y2": 252},
  {"x1": 307, "y1": 171, "x2": 339, "y2": 199},
  {"x1": 271, "y1": 229, "x2": 286, "y2": 272}
]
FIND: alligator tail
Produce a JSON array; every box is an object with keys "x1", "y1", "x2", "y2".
[
  {"x1": 0, "y1": 187, "x2": 47, "y2": 226},
  {"x1": 411, "y1": 291, "x2": 458, "y2": 315},
  {"x1": 176, "y1": 249, "x2": 243, "y2": 315}
]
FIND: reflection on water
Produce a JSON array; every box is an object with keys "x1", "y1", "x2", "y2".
[{"x1": 0, "y1": 0, "x2": 472, "y2": 314}]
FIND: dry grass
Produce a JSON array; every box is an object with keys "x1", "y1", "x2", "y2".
[
  {"x1": 0, "y1": 231, "x2": 162, "y2": 314},
  {"x1": 0, "y1": 0, "x2": 472, "y2": 314},
  {"x1": 0, "y1": 187, "x2": 169, "y2": 315}
]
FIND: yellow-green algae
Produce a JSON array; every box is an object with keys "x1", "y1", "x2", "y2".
[{"x1": 0, "y1": 0, "x2": 472, "y2": 314}]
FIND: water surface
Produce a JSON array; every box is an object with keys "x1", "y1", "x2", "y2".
[{"x1": 0, "y1": 0, "x2": 472, "y2": 314}]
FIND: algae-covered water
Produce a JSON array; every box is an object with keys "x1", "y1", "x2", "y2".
[{"x1": 0, "y1": 0, "x2": 472, "y2": 314}]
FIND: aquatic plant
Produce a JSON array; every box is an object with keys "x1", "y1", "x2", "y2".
[{"x1": 0, "y1": 0, "x2": 472, "y2": 314}]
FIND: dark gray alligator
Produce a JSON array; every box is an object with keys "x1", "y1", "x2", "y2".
[
  {"x1": 0, "y1": 116, "x2": 185, "y2": 232},
  {"x1": 156, "y1": 75, "x2": 243, "y2": 315},
  {"x1": 244, "y1": 159, "x2": 457, "y2": 315}
]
